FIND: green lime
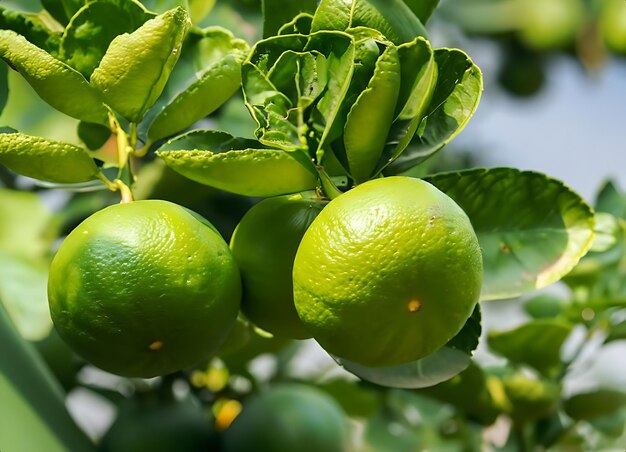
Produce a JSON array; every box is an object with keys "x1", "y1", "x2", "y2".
[
  {"x1": 519, "y1": 0, "x2": 584, "y2": 50},
  {"x1": 48, "y1": 200, "x2": 241, "y2": 377},
  {"x1": 501, "y1": 373, "x2": 561, "y2": 422},
  {"x1": 99, "y1": 397, "x2": 218, "y2": 452},
  {"x1": 294, "y1": 176, "x2": 482, "y2": 367},
  {"x1": 222, "y1": 384, "x2": 350, "y2": 452},
  {"x1": 230, "y1": 193, "x2": 327, "y2": 339},
  {"x1": 600, "y1": 0, "x2": 626, "y2": 54}
]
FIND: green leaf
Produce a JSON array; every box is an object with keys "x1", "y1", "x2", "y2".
[
  {"x1": 262, "y1": 0, "x2": 318, "y2": 38},
  {"x1": 336, "y1": 305, "x2": 481, "y2": 388},
  {"x1": 344, "y1": 45, "x2": 401, "y2": 183},
  {"x1": 0, "y1": 252, "x2": 50, "y2": 341},
  {"x1": 389, "y1": 49, "x2": 482, "y2": 174},
  {"x1": 605, "y1": 320, "x2": 626, "y2": 343},
  {"x1": 564, "y1": 389, "x2": 626, "y2": 421},
  {"x1": 0, "y1": 30, "x2": 108, "y2": 124},
  {"x1": 318, "y1": 379, "x2": 382, "y2": 418},
  {"x1": 338, "y1": 347, "x2": 470, "y2": 389},
  {"x1": 140, "y1": 0, "x2": 187, "y2": 13},
  {"x1": 590, "y1": 212, "x2": 619, "y2": 252},
  {"x1": 77, "y1": 121, "x2": 111, "y2": 151},
  {"x1": 278, "y1": 13, "x2": 314, "y2": 35},
  {"x1": 308, "y1": 32, "x2": 356, "y2": 153},
  {"x1": 524, "y1": 294, "x2": 567, "y2": 319},
  {"x1": 0, "y1": 306, "x2": 95, "y2": 452},
  {"x1": 0, "y1": 59, "x2": 7, "y2": 114},
  {"x1": 41, "y1": 0, "x2": 71, "y2": 26},
  {"x1": 156, "y1": 130, "x2": 318, "y2": 197},
  {"x1": 488, "y1": 319, "x2": 573, "y2": 375},
  {"x1": 60, "y1": 0, "x2": 154, "y2": 78},
  {"x1": 376, "y1": 37, "x2": 436, "y2": 174},
  {"x1": 147, "y1": 27, "x2": 249, "y2": 142},
  {"x1": 90, "y1": 7, "x2": 191, "y2": 122},
  {"x1": 426, "y1": 168, "x2": 595, "y2": 301},
  {"x1": 595, "y1": 180, "x2": 626, "y2": 218},
  {"x1": 61, "y1": 0, "x2": 87, "y2": 22},
  {"x1": 446, "y1": 303, "x2": 481, "y2": 354},
  {"x1": 417, "y1": 362, "x2": 500, "y2": 425},
  {"x1": 0, "y1": 7, "x2": 61, "y2": 55},
  {"x1": 0, "y1": 188, "x2": 56, "y2": 260},
  {"x1": 589, "y1": 409, "x2": 626, "y2": 438},
  {"x1": 0, "y1": 132, "x2": 100, "y2": 183},
  {"x1": 311, "y1": 0, "x2": 428, "y2": 45},
  {"x1": 243, "y1": 32, "x2": 354, "y2": 153},
  {"x1": 402, "y1": 0, "x2": 440, "y2": 24}
]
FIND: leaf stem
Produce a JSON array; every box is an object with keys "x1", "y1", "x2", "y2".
[
  {"x1": 108, "y1": 111, "x2": 136, "y2": 202},
  {"x1": 317, "y1": 166, "x2": 343, "y2": 200},
  {"x1": 115, "y1": 179, "x2": 134, "y2": 204},
  {"x1": 97, "y1": 172, "x2": 117, "y2": 191},
  {"x1": 133, "y1": 138, "x2": 153, "y2": 158}
]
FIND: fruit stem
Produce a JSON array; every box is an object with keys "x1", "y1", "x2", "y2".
[
  {"x1": 108, "y1": 111, "x2": 136, "y2": 203},
  {"x1": 115, "y1": 179, "x2": 134, "y2": 203},
  {"x1": 317, "y1": 166, "x2": 343, "y2": 200}
]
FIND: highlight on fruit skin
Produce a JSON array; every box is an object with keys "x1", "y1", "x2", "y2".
[
  {"x1": 293, "y1": 176, "x2": 483, "y2": 368},
  {"x1": 47, "y1": 199, "x2": 242, "y2": 378}
]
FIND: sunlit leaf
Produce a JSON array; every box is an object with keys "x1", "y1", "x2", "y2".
[
  {"x1": 60, "y1": 0, "x2": 154, "y2": 78},
  {"x1": 389, "y1": 48, "x2": 482, "y2": 173},
  {"x1": 90, "y1": 7, "x2": 190, "y2": 122},
  {"x1": 426, "y1": 168, "x2": 595, "y2": 300},
  {"x1": 0, "y1": 30, "x2": 108, "y2": 124},
  {"x1": 262, "y1": 0, "x2": 317, "y2": 38},
  {"x1": 0, "y1": 132, "x2": 100, "y2": 183},
  {"x1": 311, "y1": 0, "x2": 427, "y2": 45},
  {"x1": 157, "y1": 130, "x2": 317, "y2": 197},
  {"x1": 147, "y1": 27, "x2": 249, "y2": 142}
]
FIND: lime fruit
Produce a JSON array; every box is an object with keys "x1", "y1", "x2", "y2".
[
  {"x1": 230, "y1": 193, "x2": 327, "y2": 339},
  {"x1": 99, "y1": 397, "x2": 218, "y2": 452},
  {"x1": 519, "y1": 0, "x2": 584, "y2": 50},
  {"x1": 293, "y1": 176, "x2": 482, "y2": 367},
  {"x1": 48, "y1": 200, "x2": 241, "y2": 377},
  {"x1": 600, "y1": 0, "x2": 626, "y2": 54},
  {"x1": 501, "y1": 373, "x2": 561, "y2": 422},
  {"x1": 222, "y1": 384, "x2": 350, "y2": 452}
]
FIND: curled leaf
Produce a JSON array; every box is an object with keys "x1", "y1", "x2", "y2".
[
  {"x1": 157, "y1": 130, "x2": 317, "y2": 197},
  {"x1": 0, "y1": 132, "x2": 100, "y2": 183},
  {"x1": 0, "y1": 30, "x2": 107, "y2": 124},
  {"x1": 90, "y1": 7, "x2": 191, "y2": 122},
  {"x1": 147, "y1": 28, "x2": 249, "y2": 141}
]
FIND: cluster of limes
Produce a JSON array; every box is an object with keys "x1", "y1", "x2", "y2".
[{"x1": 48, "y1": 176, "x2": 482, "y2": 377}]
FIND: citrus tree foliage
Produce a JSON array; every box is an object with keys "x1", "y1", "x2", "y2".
[{"x1": 0, "y1": 0, "x2": 623, "y2": 451}]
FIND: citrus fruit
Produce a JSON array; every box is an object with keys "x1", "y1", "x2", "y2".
[
  {"x1": 230, "y1": 193, "x2": 327, "y2": 339},
  {"x1": 222, "y1": 384, "x2": 350, "y2": 452},
  {"x1": 293, "y1": 176, "x2": 482, "y2": 367},
  {"x1": 47, "y1": 200, "x2": 241, "y2": 378},
  {"x1": 519, "y1": 0, "x2": 584, "y2": 50},
  {"x1": 99, "y1": 396, "x2": 218, "y2": 452},
  {"x1": 501, "y1": 373, "x2": 561, "y2": 422},
  {"x1": 600, "y1": 0, "x2": 626, "y2": 54}
]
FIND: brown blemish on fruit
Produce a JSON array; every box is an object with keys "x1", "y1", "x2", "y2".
[
  {"x1": 149, "y1": 341, "x2": 163, "y2": 351},
  {"x1": 408, "y1": 299, "x2": 422, "y2": 313}
]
